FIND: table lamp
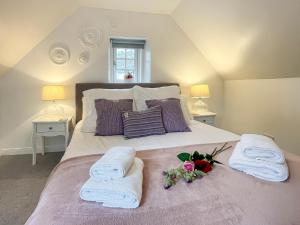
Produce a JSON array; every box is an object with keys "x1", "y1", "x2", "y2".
[
  {"x1": 42, "y1": 85, "x2": 65, "y2": 115},
  {"x1": 190, "y1": 84, "x2": 210, "y2": 113}
]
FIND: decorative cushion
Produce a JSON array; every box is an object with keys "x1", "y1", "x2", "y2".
[
  {"x1": 122, "y1": 106, "x2": 166, "y2": 139},
  {"x1": 146, "y1": 98, "x2": 191, "y2": 133},
  {"x1": 81, "y1": 88, "x2": 134, "y2": 133},
  {"x1": 132, "y1": 85, "x2": 192, "y2": 125},
  {"x1": 95, "y1": 99, "x2": 133, "y2": 136}
]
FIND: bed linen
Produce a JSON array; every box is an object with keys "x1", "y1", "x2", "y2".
[
  {"x1": 25, "y1": 142, "x2": 300, "y2": 225},
  {"x1": 62, "y1": 120, "x2": 240, "y2": 161}
]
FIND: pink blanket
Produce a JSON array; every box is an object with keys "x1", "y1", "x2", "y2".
[{"x1": 25, "y1": 142, "x2": 300, "y2": 225}]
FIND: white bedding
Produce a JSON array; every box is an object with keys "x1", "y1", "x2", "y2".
[{"x1": 62, "y1": 120, "x2": 240, "y2": 161}]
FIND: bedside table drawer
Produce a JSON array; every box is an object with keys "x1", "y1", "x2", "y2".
[
  {"x1": 36, "y1": 123, "x2": 65, "y2": 133},
  {"x1": 194, "y1": 115, "x2": 215, "y2": 126}
]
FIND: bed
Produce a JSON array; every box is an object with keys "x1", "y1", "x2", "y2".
[{"x1": 25, "y1": 83, "x2": 300, "y2": 225}]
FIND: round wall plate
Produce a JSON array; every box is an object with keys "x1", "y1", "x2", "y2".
[
  {"x1": 49, "y1": 45, "x2": 70, "y2": 65},
  {"x1": 78, "y1": 51, "x2": 90, "y2": 64},
  {"x1": 79, "y1": 27, "x2": 102, "y2": 48}
]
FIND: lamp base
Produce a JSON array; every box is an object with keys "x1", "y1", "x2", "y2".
[
  {"x1": 192, "y1": 99, "x2": 208, "y2": 114},
  {"x1": 44, "y1": 102, "x2": 65, "y2": 115}
]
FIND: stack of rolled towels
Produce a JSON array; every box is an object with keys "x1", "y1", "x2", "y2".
[
  {"x1": 229, "y1": 134, "x2": 289, "y2": 182},
  {"x1": 80, "y1": 146, "x2": 144, "y2": 208}
]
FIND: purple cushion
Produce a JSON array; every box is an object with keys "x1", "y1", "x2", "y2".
[
  {"x1": 122, "y1": 106, "x2": 166, "y2": 139},
  {"x1": 146, "y1": 98, "x2": 191, "y2": 133},
  {"x1": 95, "y1": 99, "x2": 133, "y2": 136}
]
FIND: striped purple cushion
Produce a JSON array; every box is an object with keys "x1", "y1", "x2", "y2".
[
  {"x1": 146, "y1": 98, "x2": 191, "y2": 133},
  {"x1": 95, "y1": 99, "x2": 133, "y2": 136},
  {"x1": 122, "y1": 106, "x2": 166, "y2": 139}
]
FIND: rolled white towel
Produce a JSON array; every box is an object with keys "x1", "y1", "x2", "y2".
[
  {"x1": 229, "y1": 142, "x2": 289, "y2": 182},
  {"x1": 80, "y1": 158, "x2": 144, "y2": 209},
  {"x1": 240, "y1": 134, "x2": 285, "y2": 163},
  {"x1": 90, "y1": 146, "x2": 136, "y2": 180}
]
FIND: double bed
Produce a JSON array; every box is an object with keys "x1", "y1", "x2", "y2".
[{"x1": 25, "y1": 83, "x2": 300, "y2": 225}]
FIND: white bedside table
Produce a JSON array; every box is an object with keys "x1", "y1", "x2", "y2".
[
  {"x1": 32, "y1": 115, "x2": 72, "y2": 165},
  {"x1": 192, "y1": 111, "x2": 216, "y2": 126}
]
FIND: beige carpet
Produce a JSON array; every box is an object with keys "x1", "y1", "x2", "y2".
[{"x1": 0, "y1": 152, "x2": 63, "y2": 225}]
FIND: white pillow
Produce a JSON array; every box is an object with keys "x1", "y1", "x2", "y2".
[
  {"x1": 180, "y1": 95, "x2": 193, "y2": 124},
  {"x1": 133, "y1": 85, "x2": 180, "y2": 110},
  {"x1": 81, "y1": 88, "x2": 134, "y2": 133},
  {"x1": 132, "y1": 85, "x2": 191, "y2": 125},
  {"x1": 82, "y1": 97, "x2": 87, "y2": 120}
]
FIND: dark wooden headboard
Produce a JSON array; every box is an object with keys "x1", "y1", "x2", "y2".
[{"x1": 75, "y1": 83, "x2": 179, "y2": 123}]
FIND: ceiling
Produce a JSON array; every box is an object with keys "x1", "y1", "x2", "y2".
[
  {"x1": 172, "y1": 0, "x2": 300, "y2": 79},
  {"x1": 0, "y1": 0, "x2": 181, "y2": 78},
  {"x1": 1, "y1": 0, "x2": 300, "y2": 80},
  {"x1": 78, "y1": 0, "x2": 182, "y2": 14},
  {"x1": 0, "y1": 0, "x2": 78, "y2": 77}
]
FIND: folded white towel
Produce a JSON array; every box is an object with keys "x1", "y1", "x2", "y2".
[
  {"x1": 81, "y1": 158, "x2": 144, "y2": 208},
  {"x1": 240, "y1": 134, "x2": 285, "y2": 163},
  {"x1": 229, "y1": 142, "x2": 289, "y2": 182},
  {"x1": 90, "y1": 146, "x2": 136, "y2": 180}
]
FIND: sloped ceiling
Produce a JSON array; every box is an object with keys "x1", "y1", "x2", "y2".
[
  {"x1": 0, "y1": 0, "x2": 79, "y2": 77},
  {"x1": 78, "y1": 0, "x2": 182, "y2": 14},
  {"x1": 172, "y1": 0, "x2": 300, "y2": 79},
  {"x1": 0, "y1": 0, "x2": 181, "y2": 77},
  {"x1": 1, "y1": 0, "x2": 300, "y2": 80}
]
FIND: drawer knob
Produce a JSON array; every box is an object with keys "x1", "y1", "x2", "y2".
[{"x1": 49, "y1": 127, "x2": 53, "y2": 130}]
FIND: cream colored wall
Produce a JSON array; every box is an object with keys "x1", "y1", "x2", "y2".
[
  {"x1": 0, "y1": 7, "x2": 223, "y2": 155},
  {"x1": 0, "y1": 0, "x2": 79, "y2": 77},
  {"x1": 172, "y1": 0, "x2": 300, "y2": 80},
  {"x1": 221, "y1": 78, "x2": 300, "y2": 155}
]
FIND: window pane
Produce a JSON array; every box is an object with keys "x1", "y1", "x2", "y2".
[
  {"x1": 116, "y1": 70, "x2": 126, "y2": 80},
  {"x1": 116, "y1": 48, "x2": 125, "y2": 58},
  {"x1": 126, "y1": 59, "x2": 135, "y2": 70},
  {"x1": 126, "y1": 49, "x2": 135, "y2": 59},
  {"x1": 116, "y1": 59, "x2": 125, "y2": 70},
  {"x1": 111, "y1": 44, "x2": 144, "y2": 83}
]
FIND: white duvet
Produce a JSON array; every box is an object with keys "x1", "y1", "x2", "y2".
[{"x1": 62, "y1": 120, "x2": 240, "y2": 161}]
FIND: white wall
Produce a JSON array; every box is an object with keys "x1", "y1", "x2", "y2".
[
  {"x1": 221, "y1": 78, "x2": 300, "y2": 155},
  {"x1": 172, "y1": 0, "x2": 300, "y2": 80},
  {"x1": 0, "y1": 7, "x2": 223, "y2": 155},
  {"x1": 0, "y1": 0, "x2": 79, "y2": 76}
]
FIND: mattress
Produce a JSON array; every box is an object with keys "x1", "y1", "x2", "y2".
[{"x1": 62, "y1": 120, "x2": 240, "y2": 161}]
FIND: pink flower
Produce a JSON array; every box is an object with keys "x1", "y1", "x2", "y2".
[{"x1": 182, "y1": 161, "x2": 195, "y2": 172}]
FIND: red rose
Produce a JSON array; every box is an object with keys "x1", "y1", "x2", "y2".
[{"x1": 194, "y1": 160, "x2": 212, "y2": 173}]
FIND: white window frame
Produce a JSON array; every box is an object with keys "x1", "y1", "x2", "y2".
[
  {"x1": 109, "y1": 38, "x2": 146, "y2": 83},
  {"x1": 112, "y1": 48, "x2": 142, "y2": 83}
]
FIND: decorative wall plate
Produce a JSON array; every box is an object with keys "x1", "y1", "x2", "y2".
[
  {"x1": 79, "y1": 27, "x2": 102, "y2": 48},
  {"x1": 49, "y1": 44, "x2": 70, "y2": 65},
  {"x1": 78, "y1": 51, "x2": 90, "y2": 64}
]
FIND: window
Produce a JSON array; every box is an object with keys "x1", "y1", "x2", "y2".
[{"x1": 109, "y1": 38, "x2": 147, "y2": 83}]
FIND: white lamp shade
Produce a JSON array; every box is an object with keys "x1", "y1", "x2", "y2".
[
  {"x1": 42, "y1": 85, "x2": 65, "y2": 101},
  {"x1": 191, "y1": 84, "x2": 210, "y2": 98}
]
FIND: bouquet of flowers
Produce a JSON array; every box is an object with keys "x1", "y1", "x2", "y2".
[{"x1": 163, "y1": 143, "x2": 232, "y2": 189}]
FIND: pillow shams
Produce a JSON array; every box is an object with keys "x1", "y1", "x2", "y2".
[
  {"x1": 122, "y1": 106, "x2": 166, "y2": 139},
  {"x1": 95, "y1": 99, "x2": 133, "y2": 136},
  {"x1": 133, "y1": 85, "x2": 180, "y2": 111}
]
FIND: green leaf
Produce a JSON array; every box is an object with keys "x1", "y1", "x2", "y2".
[
  {"x1": 192, "y1": 151, "x2": 205, "y2": 160},
  {"x1": 194, "y1": 169, "x2": 207, "y2": 176},
  {"x1": 177, "y1": 152, "x2": 191, "y2": 162},
  {"x1": 205, "y1": 154, "x2": 213, "y2": 161}
]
